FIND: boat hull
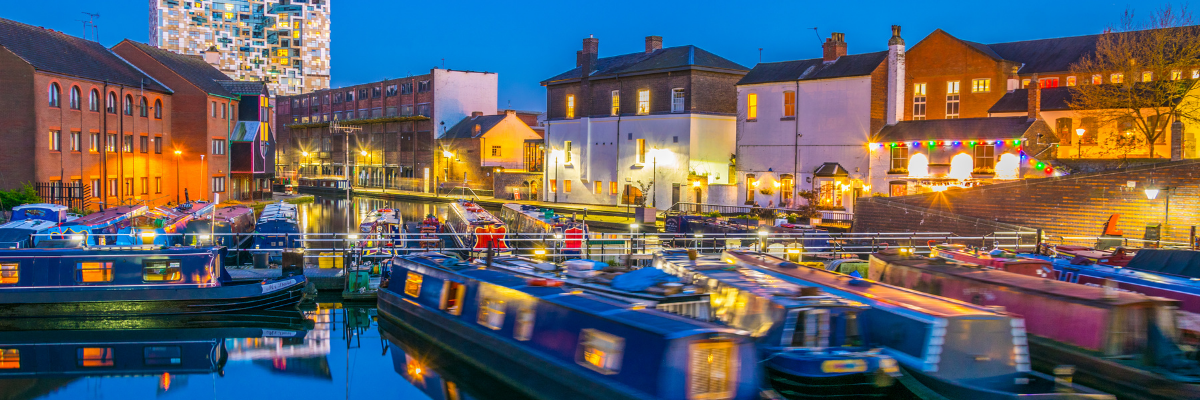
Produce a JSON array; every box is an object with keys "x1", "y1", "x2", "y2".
[
  {"x1": 766, "y1": 360, "x2": 894, "y2": 398},
  {"x1": 1028, "y1": 337, "x2": 1200, "y2": 400},
  {"x1": 0, "y1": 276, "x2": 308, "y2": 318}
]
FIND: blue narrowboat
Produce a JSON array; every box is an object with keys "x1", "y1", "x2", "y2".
[
  {"x1": 252, "y1": 202, "x2": 302, "y2": 254},
  {"x1": 380, "y1": 252, "x2": 762, "y2": 400},
  {"x1": 359, "y1": 208, "x2": 403, "y2": 248},
  {"x1": 444, "y1": 200, "x2": 509, "y2": 257},
  {"x1": 498, "y1": 203, "x2": 589, "y2": 256},
  {"x1": 720, "y1": 250, "x2": 1114, "y2": 400},
  {"x1": 654, "y1": 250, "x2": 899, "y2": 398},
  {"x1": 41, "y1": 205, "x2": 148, "y2": 246},
  {"x1": 183, "y1": 205, "x2": 257, "y2": 248},
  {"x1": 114, "y1": 202, "x2": 216, "y2": 246},
  {"x1": 379, "y1": 316, "x2": 531, "y2": 400},
  {"x1": 0, "y1": 204, "x2": 76, "y2": 248},
  {"x1": 0, "y1": 245, "x2": 308, "y2": 317}
]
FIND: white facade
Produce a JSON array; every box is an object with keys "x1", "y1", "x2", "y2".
[
  {"x1": 544, "y1": 114, "x2": 736, "y2": 208},
  {"x1": 433, "y1": 69, "x2": 499, "y2": 134}
]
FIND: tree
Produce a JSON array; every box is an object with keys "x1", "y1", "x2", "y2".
[
  {"x1": 1068, "y1": 4, "x2": 1200, "y2": 158},
  {"x1": 0, "y1": 183, "x2": 42, "y2": 212}
]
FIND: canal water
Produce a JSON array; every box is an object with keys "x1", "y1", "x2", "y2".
[{"x1": 0, "y1": 194, "x2": 535, "y2": 400}]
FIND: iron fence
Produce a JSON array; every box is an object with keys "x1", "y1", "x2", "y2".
[{"x1": 33, "y1": 181, "x2": 91, "y2": 211}]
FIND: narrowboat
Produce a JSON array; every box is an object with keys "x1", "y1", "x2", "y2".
[
  {"x1": 0, "y1": 204, "x2": 76, "y2": 248},
  {"x1": 929, "y1": 244, "x2": 1057, "y2": 277},
  {"x1": 474, "y1": 255, "x2": 711, "y2": 320},
  {"x1": 41, "y1": 205, "x2": 148, "y2": 246},
  {"x1": 183, "y1": 205, "x2": 256, "y2": 248},
  {"x1": 498, "y1": 204, "x2": 589, "y2": 256},
  {"x1": 113, "y1": 201, "x2": 216, "y2": 246},
  {"x1": 358, "y1": 208, "x2": 403, "y2": 249},
  {"x1": 663, "y1": 215, "x2": 831, "y2": 255},
  {"x1": 1039, "y1": 244, "x2": 1136, "y2": 267},
  {"x1": 870, "y1": 250, "x2": 1198, "y2": 400},
  {"x1": 407, "y1": 213, "x2": 446, "y2": 250},
  {"x1": 654, "y1": 250, "x2": 900, "y2": 399},
  {"x1": 379, "y1": 252, "x2": 762, "y2": 400},
  {"x1": 444, "y1": 200, "x2": 509, "y2": 257},
  {"x1": 252, "y1": 202, "x2": 302, "y2": 254},
  {"x1": 0, "y1": 245, "x2": 308, "y2": 317},
  {"x1": 721, "y1": 250, "x2": 1113, "y2": 400},
  {"x1": 379, "y1": 315, "x2": 534, "y2": 400}
]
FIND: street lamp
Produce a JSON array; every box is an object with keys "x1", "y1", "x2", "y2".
[
  {"x1": 360, "y1": 150, "x2": 369, "y2": 186},
  {"x1": 301, "y1": 151, "x2": 309, "y2": 177},
  {"x1": 650, "y1": 147, "x2": 659, "y2": 208},
  {"x1": 1145, "y1": 181, "x2": 1170, "y2": 245},
  {"x1": 173, "y1": 150, "x2": 182, "y2": 203},
  {"x1": 1075, "y1": 128, "x2": 1085, "y2": 159}
]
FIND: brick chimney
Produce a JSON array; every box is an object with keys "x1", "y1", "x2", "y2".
[
  {"x1": 1027, "y1": 74, "x2": 1041, "y2": 120},
  {"x1": 823, "y1": 32, "x2": 847, "y2": 62},
  {"x1": 886, "y1": 26, "x2": 905, "y2": 125},
  {"x1": 581, "y1": 36, "x2": 599, "y2": 69},
  {"x1": 471, "y1": 111, "x2": 483, "y2": 118},
  {"x1": 645, "y1": 36, "x2": 662, "y2": 53}
]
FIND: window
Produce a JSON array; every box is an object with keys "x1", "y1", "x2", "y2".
[
  {"x1": 610, "y1": 182, "x2": 618, "y2": 195},
  {"x1": 385, "y1": 84, "x2": 397, "y2": 96},
  {"x1": 1143, "y1": 71, "x2": 1153, "y2": 82},
  {"x1": 89, "y1": 133, "x2": 99, "y2": 152},
  {"x1": 139, "y1": 97, "x2": 148, "y2": 117},
  {"x1": 89, "y1": 89, "x2": 100, "y2": 111},
  {"x1": 635, "y1": 139, "x2": 646, "y2": 164},
  {"x1": 1092, "y1": 74, "x2": 1103, "y2": 85},
  {"x1": 491, "y1": 146, "x2": 501, "y2": 156},
  {"x1": 514, "y1": 305, "x2": 535, "y2": 341},
  {"x1": 400, "y1": 83, "x2": 412, "y2": 95},
  {"x1": 418, "y1": 80, "x2": 431, "y2": 92},
  {"x1": 1067, "y1": 76, "x2": 1077, "y2": 86},
  {"x1": 49, "y1": 130, "x2": 61, "y2": 151},
  {"x1": 211, "y1": 101, "x2": 217, "y2": 117},
  {"x1": 1080, "y1": 117, "x2": 1098, "y2": 144},
  {"x1": 346, "y1": 91, "x2": 354, "y2": 101},
  {"x1": 123, "y1": 178, "x2": 133, "y2": 196},
  {"x1": 372, "y1": 87, "x2": 381, "y2": 98},
  {"x1": 890, "y1": 147, "x2": 908, "y2": 172},
  {"x1": 0, "y1": 349, "x2": 17, "y2": 369},
  {"x1": 1193, "y1": 70, "x2": 1199, "y2": 79},
  {"x1": 91, "y1": 179, "x2": 100, "y2": 198},
  {"x1": 1056, "y1": 118, "x2": 1073, "y2": 145},
  {"x1": 71, "y1": 132, "x2": 81, "y2": 152},
  {"x1": 107, "y1": 92, "x2": 117, "y2": 113},
  {"x1": 106, "y1": 134, "x2": 116, "y2": 152},
  {"x1": 143, "y1": 260, "x2": 181, "y2": 281},
  {"x1": 439, "y1": 281, "x2": 466, "y2": 315},
  {"x1": 0, "y1": 263, "x2": 17, "y2": 284},
  {"x1": 155, "y1": 177, "x2": 161, "y2": 194},
  {"x1": 594, "y1": 181, "x2": 603, "y2": 195},
  {"x1": 144, "y1": 346, "x2": 182, "y2": 365},
  {"x1": 69, "y1": 86, "x2": 81, "y2": 109},
  {"x1": 478, "y1": 296, "x2": 506, "y2": 330},
  {"x1": 401, "y1": 105, "x2": 413, "y2": 116},
  {"x1": 564, "y1": 141, "x2": 572, "y2": 163},
  {"x1": 689, "y1": 340, "x2": 737, "y2": 400},
  {"x1": 221, "y1": 103, "x2": 227, "y2": 119},
  {"x1": 566, "y1": 95, "x2": 575, "y2": 119},
  {"x1": 154, "y1": 99, "x2": 162, "y2": 119},
  {"x1": 49, "y1": 83, "x2": 61, "y2": 107},
  {"x1": 1039, "y1": 78, "x2": 1059, "y2": 88},
  {"x1": 611, "y1": 90, "x2": 620, "y2": 116},
  {"x1": 564, "y1": 180, "x2": 572, "y2": 193},
  {"x1": 971, "y1": 78, "x2": 990, "y2": 93},
  {"x1": 1172, "y1": 70, "x2": 1183, "y2": 80},
  {"x1": 744, "y1": 174, "x2": 756, "y2": 203},
  {"x1": 124, "y1": 95, "x2": 133, "y2": 115},
  {"x1": 404, "y1": 272, "x2": 422, "y2": 297},
  {"x1": 746, "y1": 93, "x2": 757, "y2": 120},
  {"x1": 783, "y1": 91, "x2": 796, "y2": 117},
  {"x1": 550, "y1": 179, "x2": 557, "y2": 193},
  {"x1": 139, "y1": 177, "x2": 148, "y2": 194},
  {"x1": 1111, "y1": 73, "x2": 1123, "y2": 84},
  {"x1": 123, "y1": 135, "x2": 133, "y2": 153},
  {"x1": 77, "y1": 261, "x2": 113, "y2": 283},
  {"x1": 77, "y1": 347, "x2": 114, "y2": 367},
  {"x1": 912, "y1": 83, "x2": 927, "y2": 120},
  {"x1": 671, "y1": 88, "x2": 685, "y2": 113},
  {"x1": 108, "y1": 179, "x2": 117, "y2": 197},
  {"x1": 637, "y1": 90, "x2": 650, "y2": 115},
  {"x1": 974, "y1": 145, "x2": 995, "y2": 172},
  {"x1": 946, "y1": 81, "x2": 960, "y2": 119},
  {"x1": 153, "y1": 137, "x2": 162, "y2": 154},
  {"x1": 577, "y1": 329, "x2": 624, "y2": 374},
  {"x1": 212, "y1": 139, "x2": 226, "y2": 155},
  {"x1": 1021, "y1": 79, "x2": 1031, "y2": 88},
  {"x1": 211, "y1": 176, "x2": 226, "y2": 192},
  {"x1": 416, "y1": 103, "x2": 430, "y2": 117},
  {"x1": 140, "y1": 136, "x2": 149, "y2": 153}
]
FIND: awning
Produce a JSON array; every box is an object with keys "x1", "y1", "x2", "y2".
[{"x1": 813, "y1": 162, "x2": 849, "y2": 177}]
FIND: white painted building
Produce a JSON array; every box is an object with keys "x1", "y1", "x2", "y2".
[{"x1": 433, "y1": 69, "x2": 499, "y2": 135}]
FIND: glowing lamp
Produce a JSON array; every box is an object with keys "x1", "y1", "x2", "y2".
[
  {"x1": 786, "y1": 248, "x2": 802, "y2": 254},
  {"x1": 70, "y1": 235, "x2": 84, "y2": 241},
  {"x1": 199, "y1": 234, "x2": 211, "y2": 241},
  {"x1": 301, "y1": 151, "x2": 309, "y2": 156},
  {"x1": 890, "y1": 142, "x2": 896, "y2": 148},
  {"x1": 360, "y1": 150, "x2": 368, "y2": 156},
  {"x1": 534, "y1": 249, "x2": 547, "y2": 255},
  {"x1": 1145, "y1": 188, "x2": 1160, "y2": 200},
  {"x1": 174, "y1": 150, "x2": 182, "y2": 155},
  {"x1": 140, "y1": 232, "x2": 156, "y2": 238},
  {"x1": 692, "y1": 181, "x2": 701, "y2": 187},
  {"x1": 869, "y1": 143, "x2": 881, "y2": 150},
  {"x1": 1043, "y1": 167, "x2": 1053, "y2": 173},
  {"x1": 554, "y1": 233, "x2": 563, "y2": 239},
  {"x1": 629, "y1": 223, "x2": 640, "y2": 229},
  {"x1": 772, "y1": 181, "x2": 781, "y2": 188},
  {"x1": 952, "y1": 141, "x2": 960, "y2": 146},
  {"x1": 1036, "y1": 162, "x2": 1044, "y2": 169},
  {"x1": 1013, "y1": 140, "x2": 1021, "y2": 145},
  {"x1": 912, "y1": 141, "x2": 920, "y2": 147},
  {"x1": 927, "y1": 141, "x2": 935, "y2": 146},
  {"x1": 1075, "y1": 128, "x2": 1086, "y2": 137},
  {"x1": 347, "y1": 234, "x2": 359, "y2": 240},
  {"x1": 757, "y1": 230, "x2": 769, "y2": 237},
  {"x1": 442, "y1": 150, "x2": 454, "y2": 158}
]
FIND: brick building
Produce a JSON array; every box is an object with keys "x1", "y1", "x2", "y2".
[
  {"x1": 0, "y1": 18, "x2": 177, "y2": 210},
  {"x1": 542, "y1": 36, "x2": 749, "y2": 208},
  {"x1": 437, "y1": 110, "x2": 544, "y2": 191},
  {"x1": 276, "y1": 69, "x2": 497, "y2": 190}
]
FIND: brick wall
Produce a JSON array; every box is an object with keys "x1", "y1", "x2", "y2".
[
  {"x1": 904, "y1": 30, "x2": 1015, "y2": 120},
  {"x1": 493, "y1": 171, "x2": 544, "y2": 201},
  {"x1": 0, "y1": 47, "x2": 37, "y2": 189},
  {"x1": 854, "y1": 159, "x2": 1200, "y2": 244},
  {"x1": 869, "y1": 61, "x2": 888, "y2": 135},
  {"x1": 546, "y1": 69, "x2": 742, "y2": 120}
]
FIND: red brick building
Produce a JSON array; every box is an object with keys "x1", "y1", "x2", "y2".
[{"x1": 0, "y1": 18, "x2": 177, "y2": 210}]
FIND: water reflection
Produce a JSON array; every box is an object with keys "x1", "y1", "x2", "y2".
[
  {"x1": 378, "y1": 316, "x2": 534, "y2": 400},
  {"x1": 297, "y1": 194, "x2": 451, "y2": 235}
]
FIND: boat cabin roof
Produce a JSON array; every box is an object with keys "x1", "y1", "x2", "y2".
[
  {"x1": 452, "y1": 201, "x2": 502, "y2": 226},
  {"x1": 69, "y1": 205, "x2": 147, "y2": 228},
  {"x1": 656, "y1": 252, "x2": 865, "y2": 309},
  {"x1": 721, "y1": 250, "x2": 1008, "y2": 318},
  {"x1": 0, "y1": 245, "x2": 221, "y2": 258},
  {"x1": 1125, "y1": 249, "x2": 1200, "y2": 279},
  {"x1": 214, "y1": 205, "x2": 254, "y2": 221}
]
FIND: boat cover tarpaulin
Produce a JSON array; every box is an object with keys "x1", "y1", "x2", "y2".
[
  {"x1": 611, "y1": 267, "x2": 680, "y2": 292},
  {"x1": 1126, "y1": 249, "x2": 1200, "y2": 278},
  {"x1": 0, "y1": 228, "x2": 36, "y2": 248}
]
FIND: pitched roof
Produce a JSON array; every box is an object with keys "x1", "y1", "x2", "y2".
[
  {"x1": 737, "y1": 51, "x2": 887, "y2": 85},
  {"x1": 441, "y1": 114, "x2": 507, "y2": 139},
  {"x1": 876, "y1": 116, "x2": 1035, "y2": 143},
  {"x1": 217, "y1": 80, "x2": 267, "y2": 96},
  {"x1": 118, "y1": 40, "x2": 234, "y2": 98},
  {"x1": 988, "y1": 87, "x2": 1075, "y2": 114},
  {"x1": 0, "y1": 18, "x2": 170, "y2": 93},
  {"x1": 985, "y1": 34, "x2": 1103, "y2": 74},
  {"x1": 543, "y1": 45, "x2": 749, "y2": 84},
  {"x1": 813, "y1": 162, "x2": 850, "y2": 177}
]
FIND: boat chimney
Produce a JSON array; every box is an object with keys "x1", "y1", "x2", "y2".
[{"x1": 687, "y1": 249, "x2": 698, "y2": 261}]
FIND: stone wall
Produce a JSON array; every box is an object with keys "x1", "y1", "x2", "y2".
[{"x1": 493, "y1": 171, "x2": 543, "y2": 201}]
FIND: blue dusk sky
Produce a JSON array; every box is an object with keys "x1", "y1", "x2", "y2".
[{"x1": 1, "y1": 0, "x2": 1179, "y2": 112}]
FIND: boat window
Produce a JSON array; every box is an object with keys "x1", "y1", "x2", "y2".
[
  {"x1": 576, "y1": 328, "x2": 624, "y2": 374},
  {"x1": 76, "y1": 262, "x2": 114, "y2": 283},
  {"x1": 477, "y1": 297, "x2": 506, "y2": 330},
  {"x1": 0, "y1": 349, "x2": 17, "y2": 369},
  {"x1": 514, "y1": 305, "x2": 535, "y2": 341},
  {"x1": 440, "y1": 281, "x2": 465, "y2": 315},
  {"x1": 790, "y1": 310, "x2": 830, "y2": 348},
  {"x1": 143, "y1": 260, "x2": 182, "y2": 282},
  {"x1": 77, "y1": 347, "x2": 114, "y2": 367},
  {"x1": 404, "y1": 272, "x2": 423, "y2": 297},
  {"x1": 0, "y1": 263, "x2": 17, "y2": 284},
  {"x1": 689, "y1": 340, "x2": 736, "y2": 399},
  {"x1": 841, "y1": 311, "x2": 863, "y2": 347},
  {"x1": 144, "y1": 346, "x2": 182, "y2": 365}
]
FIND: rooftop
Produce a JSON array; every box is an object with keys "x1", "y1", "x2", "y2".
[
  {"x1": 441, "y1": 114, "x2": 507, "y2": 139},
  {"x1": 737, "y1": 51, "x2": 888, "y2": 85},
  {"x1": 0, "y1": 18, "x2": 170, "y2": 93},
  {"x1": 118, "y1": 40, "x2": 235, "y2": 98},
  {"x1": 543, "y1": 45, "x2": 749, "y2": 85},
  {"x1": 875, "y1": 116, "x2": 1039, "y2": 143}
]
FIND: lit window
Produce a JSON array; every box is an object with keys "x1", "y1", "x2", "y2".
[
  {"x1": 637, "y1": 90, "x2": 650, "y2": 115},
  {"x1": 746, "y1": 93, "x2": 757, "y2": 120},
  {"x1": 49, "y1": 130, "x2": 61, "y2": 151},
  {"x1": 1066, "y1": 76, "x2": 1077, "y2": 86},
  {"x1": 550, "y1": 179, "x2": 556, "y2": 193},
  {"x1": 946, "y1": 81, "x2": 960, "y2": 119},
  {"x1": 566, "y1": 95, "x2": 575, "y2": 119},
  {"x1": 144, "y1": 346, "x2": 182, "y2": 365},
  {"x1": 0, "y1": 263, "x2": 17, "y2": 284},
  {"x1": 77, "y1": 262, "x2": 113, "y2": 283},
  {"x1": 1111, "y1": 73, "x2": 1123, "y2": 84},
  {"x1": 636, "y1": 139, "x2": 646, "y2": 164},
  {"x1": 515, "y1": 306, "x2": 535, "y2": 341},
  {"x1": 1193, "y1": 70, "x2": 1199, "y2": 79},
  {"x1": 143, "y1": 260, "x2": 181, "y2": 282},
  {"x1": 1172, "y1": 70, "x2": 1183, "y2": 80},
  {"x1": 477, "y1": 297, "x2": 506, "y2": 330},
  {"x1": 594, "y1": 181, "x2": 603, "y2": 195},
  {"x1": 912, "y1": 83, "x2": 926, "y2": 120},
  {"x1": 1021, "y1": 79, "x2": 1031, "y2": 88},
  {"x1": 974, "y1": 145, "x2": 996, "y2": 172},
  {"x1": 564, "y1": 180, "x2": 572, "y2": 193},
  {"x1": 1142, "y1": 71, "x2": 1152, "y2": 82},
  {"x1": 0, "y1": 349, "x2": 17, "y2": 369},
  {"x1": 611, "y1": 90, "x2": 620, "y2": 116},
  {"x1": 783, "y1": 91, "x2": 795, "y2": 117},
  {"x1": 890, "y1": 147, "x2": 908, "y2": 172},
  {"x1": 971, "y1": 78, "x2": 990, "y2": 93},
  {"x1": 610, "y1": 181, "x2": 618, "y2": 195},
  {"x1": 1092, "y1": 74, "x2": 1103, "y2": 84},
  {"x1": 440, "y1": 281, "x2": 465, "y2": 315},
  {"x1": 404, "y1": 272, "x2": 422, "y2": 297},
  {"x1": 689, "y1": 340, "x2": 737, "y2": 400},
  {"x1": 78, "y1": 347, "x2": 114, "y2": 367},
  {"x1": 1039, "y1": 78, "x2": 1059, "y2": 88},
  {"x1": 671, "y1": 88, "x2": 685, "y2": 113},
  {"x1": 744, "y1": 174, "x2": 756, "y2": 203},
  {"x1": 564, "y1": 141, "x2": 572, "y2": 163},
  {"x1": 577, "y1": 329, "x2": 624, "y2": 374}
]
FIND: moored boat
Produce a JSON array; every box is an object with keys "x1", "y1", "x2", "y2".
[
  {"x1": 655, "y1": 250, "x2": 900, "y2": 399},
  {"x1": 183, "y1": 204, "x2": 256, "y2": 248},
  {"x1": 871, "y1": 249, "x2": 1199, "y2": 400},
  {"x1": 0, "y1": 204, "x2": 76, "y2": 248},
  {"x1": 115, "y1": 202, "x2": 216, "y2": 246},
  {"x1": 40, "y1": 205, "x2": 147, "y2": 246},
  {"x1": 379, "y1": 315, "x2": 530, "y2": 400},
  {"x1": 380, "y1": 252, "x2": 762, "y2": 400},
  {"x1": 497, "y1": 204, "x2": 588, "y2": 257},
  {"x1": 358, "y1": 208, "x2": 403, "y2": 249},
  {"x1": 407, "y1": 213, "x2": 446, "y2": 250},
  {"x1": 252, "y1": 202, "x2": 302, "y2": 255},
  {"x1": 0, "y1": 245, "x2": 308, "y2": 317},
  {"x1": 444, "y1": 200, "x2": 509, "y2": 257},
  {"x1": 722, "y1": 249, "x2": 1113, "y2": 400}
]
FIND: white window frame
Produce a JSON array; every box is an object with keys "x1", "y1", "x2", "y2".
[{"x1": 671, "y1": 88, "x2": 685, "y2": 113}]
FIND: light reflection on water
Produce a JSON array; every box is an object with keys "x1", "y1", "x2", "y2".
[{"x1": 296, "y1": 194, "x2": 452, "y2": 236}]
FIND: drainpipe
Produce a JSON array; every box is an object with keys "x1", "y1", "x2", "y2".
[
  {"x1": 793, "y1": 80, "x2": 800, "y2": 202},
  {"x1": 100, "y1": 81, "x2": 108, "y2": 211}
]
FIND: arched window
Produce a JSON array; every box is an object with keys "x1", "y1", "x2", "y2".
[
  {"x1": 69, "y1": 86, "x2": 81, "y2": 110},
  {"x1": 89, "y1": 89, "x2": 100, "y2": 112},
  {"x1": 139, "y1": 97, "x2": 148, "y2": 117},
  {"x1": 48, "y1": 83, "x2": 60, "y2": 107},
  {"x1": 154, "y1": 99, "x2": 163, "y2": 119},
  {"x1": 106, "y1": 92, "x2": 117, "y2": 113},
  {"x1": 124, "y1": 95, "x2": 133, "y2": 115}
]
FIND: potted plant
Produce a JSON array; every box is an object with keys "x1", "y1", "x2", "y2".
[
  {"x1": 795, "y1": 190, "x2": 822, "y2": 225},
  {"x1": 634, "y1": 180, "x2": 655, "y2": 224}
]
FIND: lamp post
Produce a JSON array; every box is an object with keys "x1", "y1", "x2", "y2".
[
  {"x1": 360, "y1": 150, "x2": 368, "y2": 187},
  {"x1": 301, "y1": 151, "x2": 309, "y2": 177},
  {"x1": 1145, "y1": 182, "x2": 1170, "y2": 245},
  {"x1": 651, "y1": 148, "x2": 658, "y2": 208},
  {"x1": 173, "y1": 150, "x2": 182, "y2": 203},
  {"x1": 1075, "y1": 128, "x2": 1085, "y2": 159}
]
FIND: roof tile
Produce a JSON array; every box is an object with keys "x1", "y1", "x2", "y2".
[{"x1": 0, "y1": 18, "x2": 170, "y2": 93}]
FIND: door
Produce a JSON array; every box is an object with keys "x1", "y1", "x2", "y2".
[{"x1": 671, "y1": 183, "x2": 680, "y2": 207}]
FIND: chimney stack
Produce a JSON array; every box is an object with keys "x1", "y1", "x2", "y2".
[
  {"x1": 823, "y1": 32, "x2": 847, "y2": 62},
  {"x1": 1028, "y1": 74, "x2": 1041, "y2": 120},
  {"x1": 471, "y1": 111, "x2": 484, "y2": 118},
  {"x1": 886, "y1": 26, "x2": 906, "y2": 126},
  {"x1": 645, "y1": 36, "x2": 662, "y2": 53}
]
